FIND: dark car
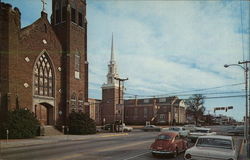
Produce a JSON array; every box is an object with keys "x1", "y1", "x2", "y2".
[
  {"x1": 142, "y1": 125, "x2": 161, "y2": 132},
  {"x1": 101, "y1": 124, "x2": 112, "y2": 131},
  {"x1": 150, "y1": 132, "x2": 188, "y2": 157}
]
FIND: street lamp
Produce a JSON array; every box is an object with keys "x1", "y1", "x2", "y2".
[{"x1": 224, "y1": 61, "x2": 249, "y2": 158}]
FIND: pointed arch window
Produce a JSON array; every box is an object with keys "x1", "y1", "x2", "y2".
[
  {"x1": 62, "y1": 0, "x2": 67, "y2": 21},
  {"x1": 75, "y1": 52, "x2": 80, "y2": 79},
  {"x1": 55, "y1": 1, "x2": 61, "y2": 24},
  {"x1": 34, "y1": 52, "x2": 54, "y2": 97},
  {"x1": 71, "y1": 93, "x2": 77, "y2": 112},
  {"x1": 78, "y1": 93, "x2": 84, "y2": 112},
  {"x1": 71, "y1": 1, "x2": 77, "y2": 23},
  {"x1": 78, "y1": 12, "x2": 83, "y2": 27}
]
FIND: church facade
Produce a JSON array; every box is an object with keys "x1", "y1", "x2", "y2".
[{"x1": 0, "y1": 0, "x2": 88, "y2": 125}]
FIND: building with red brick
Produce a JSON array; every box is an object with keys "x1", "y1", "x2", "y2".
[
  {"x1": 124, "y1": 97, "x2": 186, "y2": 125},
  {"x1": 0, "y1": 0, "x2": 88, "y2": 125}
]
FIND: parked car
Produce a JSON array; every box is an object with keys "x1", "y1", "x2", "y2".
[
  {"x1": 227, "y1": 125, "x2": 244, "y2": 135},
  {"x1": 142, "y1": 125, "x2": 161, "y2": 132},
  {"x1": 101, "y1": 124, "x2": 112, "y2": 131},
  {"x1": 168, "y1": 127, "x2": 190, "y2": 137},
  {"x1": 184, "y1": 135, "x2": 237, "y2": 160},
  {"x1": 188, "y1": 127, "x2": 216, "y2": 143},
  {"x1": 119, "y1": 123, "x2": 133, "y2": 132},
  {"x1": 183, "y1": 124, "x2": 196, "y2": 132},
  {"x1": 150, "y1": 132, "x2": 188, "y2": 157}
]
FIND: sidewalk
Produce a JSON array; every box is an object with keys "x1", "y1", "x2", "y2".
[
  {"x1": 238, "y1": 141, "x2": 250, "y2": 160},
  {"x1": 0, "y1": 132, "x2": 129, "y2": 149}
]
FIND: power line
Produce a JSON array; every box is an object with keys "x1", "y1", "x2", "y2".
[{"x1": 124, "y1": 82, "x2": 244, "y2": 98}]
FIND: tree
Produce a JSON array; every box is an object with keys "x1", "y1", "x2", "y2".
[
  {"x1": 0, "y1": 109, "x2": 39, "y2": 139},
  {"x1": 67, "y1": 112, "x2": 96, "y2": 135},
  {"x1": 185, "y1": 94, "x2": 206, "y2": 125}
]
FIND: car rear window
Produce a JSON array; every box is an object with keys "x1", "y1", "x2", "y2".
[
  {"x1": 157, "y1": 135, "x2": 172, "y2": 140},
  {"x1": 196, "y1": 138, "x2": 232, "y2": 149},
  {"x1": 169, "y1": 128, "x2": 180, "y2": 131}
]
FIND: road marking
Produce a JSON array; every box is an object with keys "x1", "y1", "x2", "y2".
[
  {"x1": 122, "y1": 151, "x2": 150, "y2": 160},
  {"x1": 96, "y1": 140, "x2": 152, "y2": 152},
  {"x1": 240, "y1": 140, "x2": 244, "y2": 153},
  {"x1": 101, "y1": 133, "x2": 128, "y2": 138},
  {"x1": 51, "y1": 153, "x2": 83, "y2": 160}
]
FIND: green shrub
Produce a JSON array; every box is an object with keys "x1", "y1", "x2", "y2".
[
  {"x1": 0, "y1": 109, "x2": 39, "y2": 139},
  {"x1": 67, "y1": 112, "x2": 96, "y2": 135}
]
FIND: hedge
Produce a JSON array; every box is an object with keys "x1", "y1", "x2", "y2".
[{"x1": 0, "y1": 109, "x2": 39, "y2": 139}]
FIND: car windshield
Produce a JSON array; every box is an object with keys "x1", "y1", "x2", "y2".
[
  {"x1": 196, "y1": 138, "x2": 232, "y2": 149},
  {"x1": 157, "y1": 134, "x2": 172, "y2": 140},
  {"x1": 195, "y1": 129, "x2": 209, "y2": 133},
  {"x1": 235, "y1": 126, "x2": 244, "y2": 130},
  {"x1": 147, "y1": 125, "x2": 155, "y2": 128}
]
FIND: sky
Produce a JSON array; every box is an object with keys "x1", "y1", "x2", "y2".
[{"x1": 2, "y1": 0, "x2": 250, "y2": 121}]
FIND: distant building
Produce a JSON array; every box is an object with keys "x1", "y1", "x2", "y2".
[
  {"x1": 88, "y1": 98, "x2": 101, "y2": 125},
  {"x1": 214, "y1": 114, "x2": 236, "y2": 125},
  {"x1": 0, "y1": 0, "x2": 89, "y2": 125},
  {"x1": 124, "y1": 97, "x2": 186, "y2": 125}
]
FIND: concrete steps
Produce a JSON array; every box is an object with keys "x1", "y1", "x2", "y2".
[{"x1": 42, "y1": 125, "x2": 63, "y2": 136}]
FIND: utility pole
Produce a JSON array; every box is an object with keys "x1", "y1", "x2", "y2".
[
  {"x1": 114, "y1": 77, "x2": 128, "y2": 124},
  {"x1": 225, "y1": 60, "x2": 250, "y2": 158},
  {"x1": 239, "y1": 61, "x2": 250, "y2": 158}
]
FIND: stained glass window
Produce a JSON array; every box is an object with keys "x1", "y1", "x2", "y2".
[{"x1": 34, "y1": 52, "x2": 54, "y2": 97}]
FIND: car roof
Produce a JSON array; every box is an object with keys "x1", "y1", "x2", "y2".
[
  {"x1": 195, "y1": 127, "x2": 210, "y2": 130},
  {"x1": 198, "y1": 135, "x2": 232, "y2": 140},
  {"x1": 184, "y1": 124, "x2": 195, "y2": 126}
]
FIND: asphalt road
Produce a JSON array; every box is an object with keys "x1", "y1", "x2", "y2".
[{"x1": 0, "y1": 128, "x2": 244, "y2": 160}]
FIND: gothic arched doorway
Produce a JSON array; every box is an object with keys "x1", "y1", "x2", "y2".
[{"x1": 33, "y1": 50, "x2": 56, "y2": 125}]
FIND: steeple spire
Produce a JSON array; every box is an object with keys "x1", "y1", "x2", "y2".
[
  {"x1": 110, "y1": 33, "x2": 115, "y2": 63},
  {"x1": 103, "y1": 33, "x2": 119, "y2": 86},
  {"x1": 41, "y1": 0, "x2": 47, "y2": 12}
]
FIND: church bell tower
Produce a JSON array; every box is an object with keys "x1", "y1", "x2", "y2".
[
  {"x1": 101, "y1": 35, "x2": 124, "y2": 124},
  {"x1": 51, "y1": 0, "x2": 88, "y2": 118}
]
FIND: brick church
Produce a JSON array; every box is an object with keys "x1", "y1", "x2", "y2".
[{"x1": 0, "y1": 0, "x2": 88, "y2": 125}]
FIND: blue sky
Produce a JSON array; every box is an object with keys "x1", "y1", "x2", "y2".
[{"x1": 2, "y1": 0, "x2": 250, "y2": 121}]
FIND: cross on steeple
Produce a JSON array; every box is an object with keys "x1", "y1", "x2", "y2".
[{"x1": 41, "y1": 0, "x2": 47, "y2": 12}]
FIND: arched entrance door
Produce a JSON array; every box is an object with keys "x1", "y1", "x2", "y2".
[{"x1": 35, "y1": 103, "x2": 54, "y2": 125}]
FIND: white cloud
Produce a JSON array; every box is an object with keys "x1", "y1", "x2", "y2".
[{"x1": 87, "y1": 0, "x2": 249, "y2": 120}]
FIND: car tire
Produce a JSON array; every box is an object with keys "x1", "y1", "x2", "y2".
[
  {"x1": 173, "y1": 148, "x2": 178, "y2": 158},
  {"x1": 152, "y1": 153, "x2": 157, "y2": 157}
]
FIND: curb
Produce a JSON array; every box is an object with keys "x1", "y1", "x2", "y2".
[{"x1": 0, "y1": 132, "x2": 131, "y2": 149}]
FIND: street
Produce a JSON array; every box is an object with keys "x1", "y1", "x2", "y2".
[{"x1": 0, "y1": 128, "x2": 244, "y2": 160}]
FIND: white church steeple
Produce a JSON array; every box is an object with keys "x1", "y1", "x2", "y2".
[{"x1": 104, "y1": 34, "x2": 119, "y2": 87}]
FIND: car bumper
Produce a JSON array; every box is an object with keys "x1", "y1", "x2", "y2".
[{"x1": 151, "y1": 150, "x2": 174, "y2": 154}]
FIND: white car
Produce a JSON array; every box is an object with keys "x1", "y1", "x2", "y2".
[
  {"x1": 168, "y1": 127, "x2": 190, "y2": 137},
  {"x1": 184, "y1": 135, "x2": 237, "y2": 160},
  {"x1": 119, "y1": 123, "x2": 133, "y2": 132},
  {"x1": 183, "y1": 124, "x2": 196, "y2": 132},
  {"x1": 188, "y1": 127, "x2": 216, "y2": 143}
]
